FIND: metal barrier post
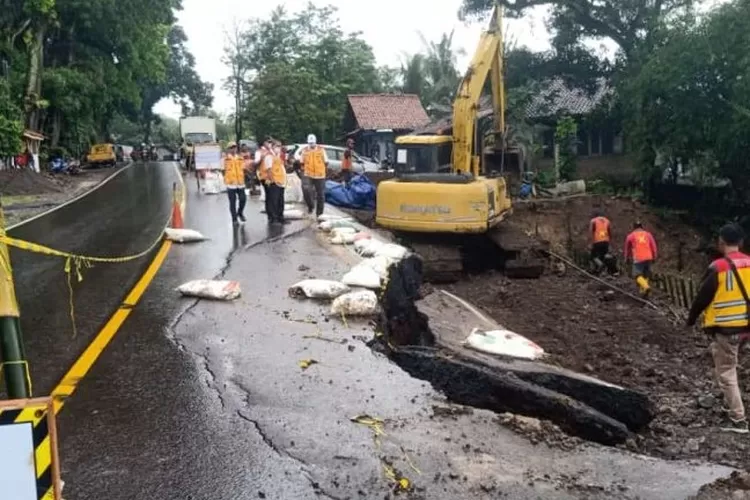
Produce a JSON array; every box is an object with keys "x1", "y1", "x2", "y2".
[{"x1": 0, "y1": 199, "x2": 30, "y2": 398}]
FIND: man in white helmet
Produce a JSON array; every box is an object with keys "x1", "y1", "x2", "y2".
[{"x1": 294, "y1": 134, "x2": 329, "y2": 217}]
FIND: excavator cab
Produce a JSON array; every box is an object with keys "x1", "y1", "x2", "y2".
[{"x1": 392, "y1": 136, "x2": 454, "y2": 176}]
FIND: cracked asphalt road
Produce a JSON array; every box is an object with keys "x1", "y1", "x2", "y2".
[{"x1": 29, "y1": 168, "x2": 734, "y2": 499}]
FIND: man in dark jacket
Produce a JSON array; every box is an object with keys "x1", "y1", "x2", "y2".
[{"x1": 688, "y1": 223, "x2": 750, "y2": 433}]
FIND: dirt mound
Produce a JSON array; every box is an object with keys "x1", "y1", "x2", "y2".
[
  {"x1": 691, "y1": 471, "x2": 750, "y2": 500},
  {"x1": 445, "y1": 270, "x2": 750, "y2": 469},
  {"x1": 0, "y1": 170, "x2": 64, "y2": 196},
  {"x1": 513, "y1": 195, "x2": 707, "y2": 276}
]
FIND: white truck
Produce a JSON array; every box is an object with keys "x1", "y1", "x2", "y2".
[{"x1": 179, "y1": 116, "x2": 217, "y2": 145}]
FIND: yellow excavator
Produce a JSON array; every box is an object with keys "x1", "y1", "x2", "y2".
[{"x1": 376, "y1": 4, "x2": 540, "y2": 281}]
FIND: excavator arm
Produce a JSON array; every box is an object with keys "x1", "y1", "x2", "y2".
[{"x1": 452, "y1": 3, "x2": 505, "y2": 177}]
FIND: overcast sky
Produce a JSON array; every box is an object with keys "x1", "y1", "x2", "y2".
[{"x1": 154, "y1": 0, "x2": 552, "y2": 119}]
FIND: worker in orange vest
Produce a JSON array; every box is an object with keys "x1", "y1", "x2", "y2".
[
  {"x1": 255, "y1": 137, "x2": 274, "y2": 216},
  {"x1": 589, "y1": 210, "x2": 612, "y2": 274},
  {"x1": 295, "y1": 133, "x2": 329, "y2": 217},
  {"x1": 261, "y1": 140, "x2": 287, "y2": 225},
  {"x1": 223, "y1": 142, "x2": 247, "y2": 225},
  {"x1": 624, "y1": 221, "x2": 658, "y2": 296},
  {"x1": 341, "y1": 138, "x2": 355, "y2": 183}
]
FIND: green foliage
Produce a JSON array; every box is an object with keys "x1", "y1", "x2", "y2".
[
  {"x1": 554, "y1": 115, "x2": 577, "y2": 181},
  {"x1": 233, "y1": 4, "x2": 384, "y2": 143},
  {"x1": 0, "y1": 0, "x2": 212, "y2": 157},
  {"x1": 0, "y1": 80, "x2": 23, "y2": 157}
]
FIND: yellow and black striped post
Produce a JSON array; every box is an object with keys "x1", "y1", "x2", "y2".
[{"x1": 0, "y1": 198, "x2": 31, "y2": 398}]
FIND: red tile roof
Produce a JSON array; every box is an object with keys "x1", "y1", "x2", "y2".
[{"x1": 347, "y1": 94, "x2": 430, "y2": 131}]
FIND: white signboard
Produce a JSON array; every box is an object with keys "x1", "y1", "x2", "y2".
[
  {"x1": 0, "y1": 423, "x2": 36, "y2": 500},
  {"x1": 396, "y1": 149, "x2": 408, "y2": 164},
  {"x1": 194, "y1": 143, "x2": 223, "y2": 170}
]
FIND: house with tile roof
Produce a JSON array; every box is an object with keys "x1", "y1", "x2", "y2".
[
  {"x1": 343, "y1": 94, "x2": 430, "y2": 164},
  {"x1": 413, "y1": 79, "x2": 630, "y2": 180}
]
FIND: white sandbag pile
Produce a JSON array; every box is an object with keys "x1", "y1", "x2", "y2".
[
  {"x1": 318, "y1": 219, "x2": 356, "y2": 232},
  {"x1": 285, "y1": 173, "x2": 304, "y2": 203},
  {"x1": 164, "y1": 228, "x2": 208, "y2": 243},
  {"x1": 261, "y1": 203, "x2": 296, "y2": 214},
  {"x1": 288, "y1": 279, "x2": 349, "y2": 299},
  {"x1": 463, "y1": 327, "x2": 545, "y2": 360},
  {"x1": 330, "y1": 290, "x2": 379, "y2": 316},
  {"x1": 177, "y1": 280, "x2": 241, "y2": 300},
  {"x1": 354, "y1": 238, "x2": 384, "y2": 257},
  {"x1": 342, "y1": 263, "x2": 382, "y2": 289}
]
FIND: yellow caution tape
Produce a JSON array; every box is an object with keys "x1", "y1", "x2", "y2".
[
  {"x1": 350, "y1": 414, "x2": 386, "y2": 436},
  {"x1": 383, "y1": 462, "x2": 411, "y2": 492}
]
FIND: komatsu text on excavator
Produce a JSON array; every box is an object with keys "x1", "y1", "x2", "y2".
[{"x1": 376, "y1": 3, "x2": 542, "y2": 281}]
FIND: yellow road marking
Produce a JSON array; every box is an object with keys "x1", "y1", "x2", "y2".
[
  {"x1": 50, "y1": 163, "x2": 186, "y2": 414},
  {"x1": 50, "y1": 240, "x2": 172, "y2": 414}
]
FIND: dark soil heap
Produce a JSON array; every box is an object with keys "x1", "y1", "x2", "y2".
[
  {"x1": 0, "y1": 170, "x2": 64, "y2": 196},
  {"x1": 446, "y1": 270, "x2": 750, "y2": 469}
]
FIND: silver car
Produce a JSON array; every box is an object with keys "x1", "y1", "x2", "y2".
[{"x1": 288, "y1": 144, "x2": 381, "y2": 174}]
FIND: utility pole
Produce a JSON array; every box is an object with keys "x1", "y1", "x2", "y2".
[{"x1": 0, "y1": 199, "x2": 30, "y2": 399}]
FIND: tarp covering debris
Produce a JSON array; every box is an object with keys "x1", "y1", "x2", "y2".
[{"x1": 325, "y1": 174, "x2": 376, "y2": 210}]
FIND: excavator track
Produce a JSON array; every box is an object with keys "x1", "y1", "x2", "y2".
[{"x1": 395, "y1": 226, "x2": 548, "y2": 284}]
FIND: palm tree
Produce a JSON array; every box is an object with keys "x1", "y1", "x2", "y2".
[
  {"x1": 400, "y1": 53, "x2": 425, "y2": 96},
  {"x1": 418, "y1": 30, "x2": 466, "y2": 110}
]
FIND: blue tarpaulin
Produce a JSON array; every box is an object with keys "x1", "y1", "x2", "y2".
[{"x1": 325, "y1": 174, "x2": 376, "y2": 210}]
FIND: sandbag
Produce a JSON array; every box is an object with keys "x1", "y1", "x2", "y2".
[
  {"x1": 318, "y1": 214, "x2": 347, "y2": 222},
  {"x1": 164, "y1": 228, "x2": 208, "y2": 243},
  {"x1": 342, "y1": 264, "x2": 382, "y2": 289},
  {"x1": 463, "y1": 328, "x2": 545, "y2": 360},
  {"x1": 177, "y1": 280, "x2": 241, "y2": 300},
  {"x1": 354, "y1": 232, "x2": 372, "y2": 241},
  {"x1": 360, "y1": 255, "x2": 395, "y2": 278},
  {"x1": 288, "y1": 279, "x2": 349, "y2": 299},
  {"x1": 284, "y1": 209, "x2": 306, "y2": 220},
  {"x1": 331, "y1": 227, "x2": 357, "y2": 236},
  {"x1": 376, "y1": 243, "x2": 410, "y2": 261},
  {"x1": 318, "y1": 219, "x2": 356, "y2": 232},
  {"x1": 331, "y1": 290, "x2": 379, "y2": 316},
  {"x1": 285, "y1": 173, "x2": 304, "y2": 203},
  {"x1": 201, "y1": 171, "x2": 226, "y2": 194},
  {"x1": 330, "y1": 232, "x2": 356, "y2": 245},
  {"x1": 354, "y1": 239, "x2": 385, "y2": 257}
]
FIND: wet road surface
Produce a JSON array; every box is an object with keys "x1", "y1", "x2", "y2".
[
  {"x1": 9, "y1": 162, "x2": 177, "y2": 395},
  {"x1": 51, "y1": 172, "x2": 732, "y2": 499}
]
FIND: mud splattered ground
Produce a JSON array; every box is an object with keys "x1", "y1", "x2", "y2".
[
  {"x1": 691, "y1": 471, "x2": 750, "y2": 499},
  {"x1": 444, "y1": 269, "x2": 750, "y2": 470}
]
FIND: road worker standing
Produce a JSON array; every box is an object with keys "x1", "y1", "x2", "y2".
[
  {"x1": 295, "y1": 134, "x2": 328, "y2": 217},
  {"x1": 688, "y1": 223, "x2": 750, "y2": 434},
  {"x1": 590, "y1": 210, "x2": 612, "y2": 274},
  {"x1": 255, "y1": 137, "x2": 274, "y2": 216},
  {"x1": 262, "y1": 140, "x2": 287, "y2": 225},
  {"x1": 223, "y1": 142, "x2": 247, "y2": 225},
  {"x1": 624, "y1": 221, "x2": 658, "y2": 295},
  {"x1": 341, "y1": 138, "x2": 355, "y2": 183}
]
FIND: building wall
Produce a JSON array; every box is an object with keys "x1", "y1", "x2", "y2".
[{"x1": 537, "y1": 154, "x2": 637, "y2": 182}]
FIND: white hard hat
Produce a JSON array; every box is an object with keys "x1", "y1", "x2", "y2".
[{"x1": 307, "y1": 134, "x2": 317, "y2": 144}]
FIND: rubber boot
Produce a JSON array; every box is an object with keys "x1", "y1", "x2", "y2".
[{"x1": 636, "y1": 276, "x2": 650, "y2": 296}]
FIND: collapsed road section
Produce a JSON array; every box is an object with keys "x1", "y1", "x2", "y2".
[{"x1": 376, "y1": 254, "x2": 655, "y2": 446}]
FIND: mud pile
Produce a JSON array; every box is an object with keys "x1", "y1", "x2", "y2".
[{"x1": 445, "y1": 269, "x2": 750, "y2": 469}]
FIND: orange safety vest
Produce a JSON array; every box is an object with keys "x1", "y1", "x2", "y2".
[
  {"x1": 302, "y1": 146, "x2": 326, "y2": 179},
  {"x1": 591, "y1": 216, "x2": 611, "y2": 243},
  {"x1": 223, "y1": 154, "x2": 245, "y2": 186},
  {"x1": 256, "y1": 147, "x2": 271, "y2": 181},
  {"x1": 269, "y1": 154, "x2": 287, "y2": 186},
  {"x1": 341, "y1": 149, "x2": 353, "y2": 171},
  {"x1": 629, "y1": 229, "x2": 655, "y2": 262}
]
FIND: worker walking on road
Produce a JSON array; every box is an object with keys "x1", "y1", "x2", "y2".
[
  {"x1": 223, "y1": 142, "x2": 247, "y2": 225},
  {"x1": 296, "y1": 134, "x2": 328, "y2": 217},
  {"x1": 688, "y1": 223, "x2": 750, "y2": 434},
  {"x1": 590, "y1": 211, "x2": 612, "y2": 274},
  {"x1": 624, "y1": 221, "x2": 657, "y2": 296}
]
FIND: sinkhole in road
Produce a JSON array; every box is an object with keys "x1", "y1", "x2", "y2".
[{"x1": 374, "y1": 255, "x2": 656, "y2": 446}]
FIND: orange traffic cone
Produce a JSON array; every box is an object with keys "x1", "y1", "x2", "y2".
[{"x1": 170, "y1": 183, "x2": 184, "y2": 229}]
